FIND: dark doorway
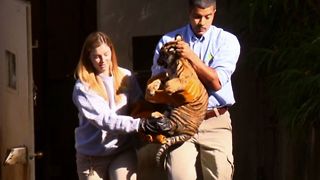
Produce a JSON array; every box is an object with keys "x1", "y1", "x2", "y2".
[
  {"x1": 132, "y1": 35, "x2": 162, "y2": 90},
  {"x1": 30, "y1": 0, "x2": 97, "y2": 179}
]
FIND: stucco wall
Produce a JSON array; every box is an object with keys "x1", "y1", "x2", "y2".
[{"x1": 97, "y1": 0, "x2": 188, "y2": 70}]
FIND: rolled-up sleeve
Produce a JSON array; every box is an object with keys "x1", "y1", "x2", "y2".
[{"x1": 211, "y1": 33, "x2": 240, "y2": 87}]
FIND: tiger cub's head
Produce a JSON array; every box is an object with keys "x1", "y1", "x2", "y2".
[{"x1": 157, "y1": 34, "x2": 183, "y2": 69}]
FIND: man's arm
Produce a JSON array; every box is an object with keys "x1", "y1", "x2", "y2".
[{"x1": 175, "y1": 40, "x2": 222, "y2": 91}]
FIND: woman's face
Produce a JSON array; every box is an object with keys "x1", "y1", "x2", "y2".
[{"x1": 90, "y1": 43, "x2": 112, "y2": 75}]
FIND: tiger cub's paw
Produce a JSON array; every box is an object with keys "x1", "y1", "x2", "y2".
[
  {"x1": 147, "y1": 79, "x2": 161, "y2": 96},
  {"x1": 155, "y1": 134, "x2": 167, "y2": 144},
  {"x1": 142, "y1": 134, "x2": 167, "y2": 144},
  {"x1": 151, "y1": 111, "x2": 164, "y2": 118}
]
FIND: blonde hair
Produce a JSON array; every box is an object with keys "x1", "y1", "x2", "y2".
[{"x1": 75, "y1": 32, "x2": 125, "y2": 103}]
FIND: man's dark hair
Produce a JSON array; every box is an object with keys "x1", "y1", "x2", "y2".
[{"x1": 188, "y1": 0, "x2": 216, "y2": 9}]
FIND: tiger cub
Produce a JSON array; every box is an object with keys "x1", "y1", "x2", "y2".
[{"x1": 145, "y1": 34, "x2": 208, "y2": 166}]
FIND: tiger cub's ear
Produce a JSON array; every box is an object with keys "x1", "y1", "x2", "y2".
[{"x1": 175, "y1": 34, "x2": 183, "y2": 41}]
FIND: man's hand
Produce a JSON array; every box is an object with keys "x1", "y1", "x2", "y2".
[{"x1": 175, "y1": 40, "x2": 198, "y2": 63}]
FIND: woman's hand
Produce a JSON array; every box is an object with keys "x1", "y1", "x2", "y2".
[{"x1": 139, "y1": 116, "x2": 174, "y2": 136}]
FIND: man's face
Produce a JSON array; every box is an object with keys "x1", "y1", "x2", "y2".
[{"x1": 189, "y1": 5, "x2": 216, "y2": 37}]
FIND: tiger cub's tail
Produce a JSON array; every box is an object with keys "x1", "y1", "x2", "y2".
[{"x1": 156, "y1": 134, "x2": 191, "y2": 168}]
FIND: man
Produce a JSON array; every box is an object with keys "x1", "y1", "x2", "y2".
[{"x1": 150, "y1": 0, "x2": 240, "y2": 179}]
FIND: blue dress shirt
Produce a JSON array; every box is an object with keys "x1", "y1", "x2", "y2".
[{"x1": 151, "y1": 24, "x2": 240, "y2": 109}]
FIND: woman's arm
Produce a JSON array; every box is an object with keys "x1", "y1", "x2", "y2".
[{"x1": 72, "y1": 82, "x2": 140, "y2": 134}]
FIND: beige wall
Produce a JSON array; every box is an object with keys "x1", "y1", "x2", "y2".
[{"x1": 97, "y1": 0, "x2": 188, "y2": 70}]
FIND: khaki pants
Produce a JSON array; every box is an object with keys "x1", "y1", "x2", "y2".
[
  {"x1": 166, "y1": 111, "x2": 234, "y2": 180},
  {"x1": 76, "y1": 149, "x2": 137, "y2": 180}
]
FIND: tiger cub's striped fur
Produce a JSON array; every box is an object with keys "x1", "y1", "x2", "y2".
[{"x1": 145, "y1": 35, "x2": 208, "y2": 166}]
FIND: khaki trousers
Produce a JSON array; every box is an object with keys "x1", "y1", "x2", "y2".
[
  {"x1": 166, "y1": 111, "x2": 234, "y2": 180},
  {"x1": 76, "y1": 149, "x2": 137, "y2": 180}
]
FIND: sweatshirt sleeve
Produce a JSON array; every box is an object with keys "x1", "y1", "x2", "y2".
[{"x1": 72, "y1": 81, "x2": 140, "y2": 134}]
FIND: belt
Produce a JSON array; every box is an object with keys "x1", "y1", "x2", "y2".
[{"x1": 205, "y1": 107, "x2": 229, "y2": 119}]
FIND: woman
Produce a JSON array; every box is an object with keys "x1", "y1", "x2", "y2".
[{"x1": 73, "y1": 32, "x2": 142, "y2": 180}]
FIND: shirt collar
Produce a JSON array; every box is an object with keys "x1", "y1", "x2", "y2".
[{"x1": 187, "y1": 24, "x2": 212, "y2": 43}]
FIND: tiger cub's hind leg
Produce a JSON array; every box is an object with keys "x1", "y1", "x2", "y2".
[{"x1": 156, "y1": 134, "x2": 191, "y2": 168}]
